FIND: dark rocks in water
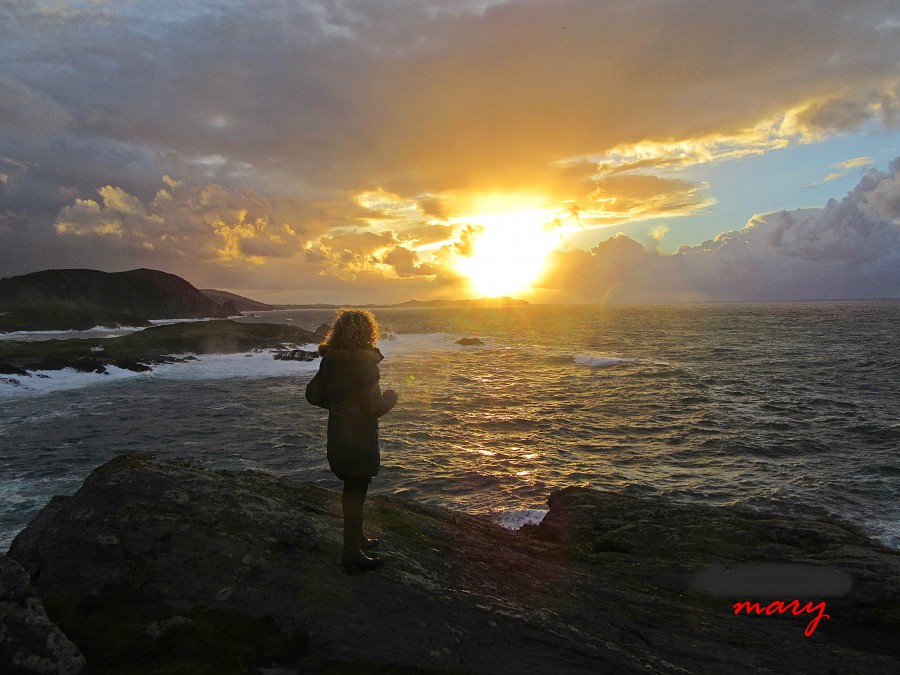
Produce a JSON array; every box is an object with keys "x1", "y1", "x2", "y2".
[
  {"x1": 0, "y1": 553, "x2": 85, "y2": 675},
  {"x1": 0, "y1": 363, "x2": 29, "y2": 376},
  {"x1": 313, "y1": 323, "x2": 330, "y2": 337},
  {"x1": 111, "y1": 359, "x2": 153, "y2": 373},
  {"x1": 272, "y1": 349, "x2": 318, "y2": 361},
  {"x1": 456, "y1": 337, "x2": 484, "y2": 346},
  {"x1": 7, "y1": 455, "x2": 900, "y2": 674}
]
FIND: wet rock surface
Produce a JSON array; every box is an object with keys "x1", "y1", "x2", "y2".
[
  {"x1": 7, "y1": 454, "x2": 899, "y2": 674},
  {"x1": 0, "y1": 553, "x2": 85, "y2": 675}
]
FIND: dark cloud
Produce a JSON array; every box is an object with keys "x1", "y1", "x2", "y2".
[{"x1": 381, "y1": 245, "x2": 435, "y2": 278}]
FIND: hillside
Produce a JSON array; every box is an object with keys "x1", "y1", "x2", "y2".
[
  {"x1": 200, "y1": 288, "x2": 275, "y2": 312},
  {"x1": 0, "y1": 268, "x2": 239, "y2": 331}
]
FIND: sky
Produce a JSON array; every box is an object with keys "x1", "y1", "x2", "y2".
[{"x1": 1, "y1": 0, "x2": 900, "y2": 304}]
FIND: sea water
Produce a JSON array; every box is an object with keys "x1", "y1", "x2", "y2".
[{"x1": 1, "y1": 302, "x2": 898, "y2": 552}]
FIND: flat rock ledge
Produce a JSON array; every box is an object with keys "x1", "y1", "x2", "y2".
[{"x1": 5, "y1": 454, "x2": 899, "y2": 674}]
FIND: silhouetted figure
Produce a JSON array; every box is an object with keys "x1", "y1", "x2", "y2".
[{"x1": 306, "y1": 309, "x2": 397, "y2": 574}]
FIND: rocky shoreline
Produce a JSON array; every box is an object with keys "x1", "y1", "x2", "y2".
[
  {"x1": 0, "y1": 320, "x2": 321, "y2": 380},
  {"x1": 2, "y1": 453, "x2": 898, "y2": 674}
]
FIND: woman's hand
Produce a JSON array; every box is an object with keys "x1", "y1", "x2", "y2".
[{"x1": 383, "y1": 389, "x2": 398, "y2": 407}]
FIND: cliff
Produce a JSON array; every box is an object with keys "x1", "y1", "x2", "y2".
[
  {"x1": 0, "y1": 269, "x2": 240, "y2": 331},
  {"x1": 3, "y1": 454, "x2": 899, "y2": 674},
  {"x1": 200, "y1": 289, "x2": 275, "y2": 313}
]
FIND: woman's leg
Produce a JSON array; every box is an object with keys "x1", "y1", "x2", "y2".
[{"x1": 341, "y1": 477, "x2": 370, "y2": 558}]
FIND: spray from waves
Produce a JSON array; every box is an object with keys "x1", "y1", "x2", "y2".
[
  {"x1": 488, "y1": 508, "x2": 549, "y2": 530},
  {"x1": 0, "y1": 317, "x2": 214, "y2": 342},
  {"x1": 0, "y1": 348, "x2": 321, "y2": 397}
]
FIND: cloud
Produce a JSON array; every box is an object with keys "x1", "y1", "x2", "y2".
[
  {"x1": 55, "y1": 179, "x2": 309, "y2": 263},
  {"x1": 381, "y1": 245, "x2": 436, "y2": 278},
  {"x1": 580, "y1": 174, "x2": 712, "y2": 224},
  {"x1": 538, "y1": 159, "x2": 900, "y2": 301},
  {"x1": 0, "y1": 76, "x2": 72, "y2": 139},
  {"x1": 2, "y1": 1, "x2": 900, "y2": 300},
  {"x1": 793, "y1": 87, "x2": 900, "y2": 135}
]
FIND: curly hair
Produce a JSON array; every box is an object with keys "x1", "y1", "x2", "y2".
[{"x1": 321, "y1": 308, "x2": 380, "y2": 349}]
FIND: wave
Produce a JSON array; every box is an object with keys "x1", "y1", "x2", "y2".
[
  {"x1": 0, "y1": 349, "x2": 321, "y2": 397},
  {"x1": 573, "y1": 354, "x2": 634, "y2": 367},
  {"x1": 0, "y1": 326, "x2": 149, "y2": 342},
  {"x1": 487, "y1": 508, "x2": 548, "y2": 531},
  {"x1": 0, "y1": 318, "x2": 220, "y2": 342}
]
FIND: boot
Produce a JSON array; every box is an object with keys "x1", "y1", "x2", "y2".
[
  {"x1": 359, "y1": 534, "x2": 380, "y2": 550},
  {"x1": 342, "y1": 550, "x2": 382, "y2": 574}
]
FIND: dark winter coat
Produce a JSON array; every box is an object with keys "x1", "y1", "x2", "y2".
[{"x1": 305, "y1": 345, "x2": 395, "y2": 480}]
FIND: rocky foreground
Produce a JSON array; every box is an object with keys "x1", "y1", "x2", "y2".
[{"x1": 2, "y1": 454, "x2": 898, "y2": 674}]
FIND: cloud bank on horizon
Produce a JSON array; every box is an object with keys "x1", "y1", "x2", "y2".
[{"x1": 1, "y1": 0, "x2": 899, "y2": 302}]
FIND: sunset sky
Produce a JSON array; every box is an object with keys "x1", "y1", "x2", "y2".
[{"x1": 2, "y1": 0, "x2": 900, "y2": 303}]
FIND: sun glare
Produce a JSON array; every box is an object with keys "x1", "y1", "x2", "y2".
[{"x1": 455, "y1": 209, "x2": 558, "y2": 297}]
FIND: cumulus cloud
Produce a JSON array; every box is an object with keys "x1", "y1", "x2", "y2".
[
  {"x1": 539, "y1": 159, "x2": 900, "y2": 302},
  {"x1": 54, "y1": 178, "x2": 308, "y2": 264}
]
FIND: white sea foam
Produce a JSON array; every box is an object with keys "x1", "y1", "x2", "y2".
[
  {"x1": 0, "y1": 326, "x2": 148, "y2": 341},
  {"x1": 0, "y1": 318, "x2": 215, "y2": 342},
  {"x1": 574, "y1": 354, "x2": 634, "y2": 367},
  {"x1": 0, "y1": 331, "x2": 478, "y2": 397},
  {"x1": 148, "y1": 318, "x2": 215, "y2": 325},
  {"x1": 0, "y1": 346, "x2": 321, "y2": 397},
  {"x1": 488, "y1": 508, "x2": 548, "y2": 530}
]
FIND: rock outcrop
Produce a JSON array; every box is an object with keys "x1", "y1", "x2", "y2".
[
  {"x1": 0, "y1": 553, "x2": 85, "y2": 675},
  {"x1": 455, "y1": 337, "x2": 485, "y2": 346},
  {"x1": 6, "y1": 454, "x2": 900, "y2": 674},
  {"x1": 0, "y1": 320, "x2": 319, "y2": 375}
]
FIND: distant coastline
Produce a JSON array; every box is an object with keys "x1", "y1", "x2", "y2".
[
  {"x1": 272, "y1": 297, "x2": 530, "y2": 310},
  {"x1": 0, "y1": 267, "x2": 532, "y2": 332}
]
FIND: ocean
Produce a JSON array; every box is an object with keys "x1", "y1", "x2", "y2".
[{"x1": 2, "y1": 301, "x2": 898, "y2": 552}]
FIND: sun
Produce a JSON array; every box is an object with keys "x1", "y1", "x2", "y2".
[{"x1": 455, "y1": 209, "x2": 558, "y2": 297}]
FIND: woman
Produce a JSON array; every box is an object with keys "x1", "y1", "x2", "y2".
[{"x1": 305, "y1": 309, "x2": 398, "y2": 574}]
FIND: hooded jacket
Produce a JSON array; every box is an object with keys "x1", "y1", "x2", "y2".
[{"x1": 308, "y1": 345, "x2": 395, "y2": 480}]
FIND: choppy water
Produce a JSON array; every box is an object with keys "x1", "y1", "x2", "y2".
[{"x1": 2, "y1": 302, "x2": 898, "y2": 551}]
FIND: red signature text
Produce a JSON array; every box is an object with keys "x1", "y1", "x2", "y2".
[{"x1": 733, "y1": 599, "x2": 830, "y2": 636}]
